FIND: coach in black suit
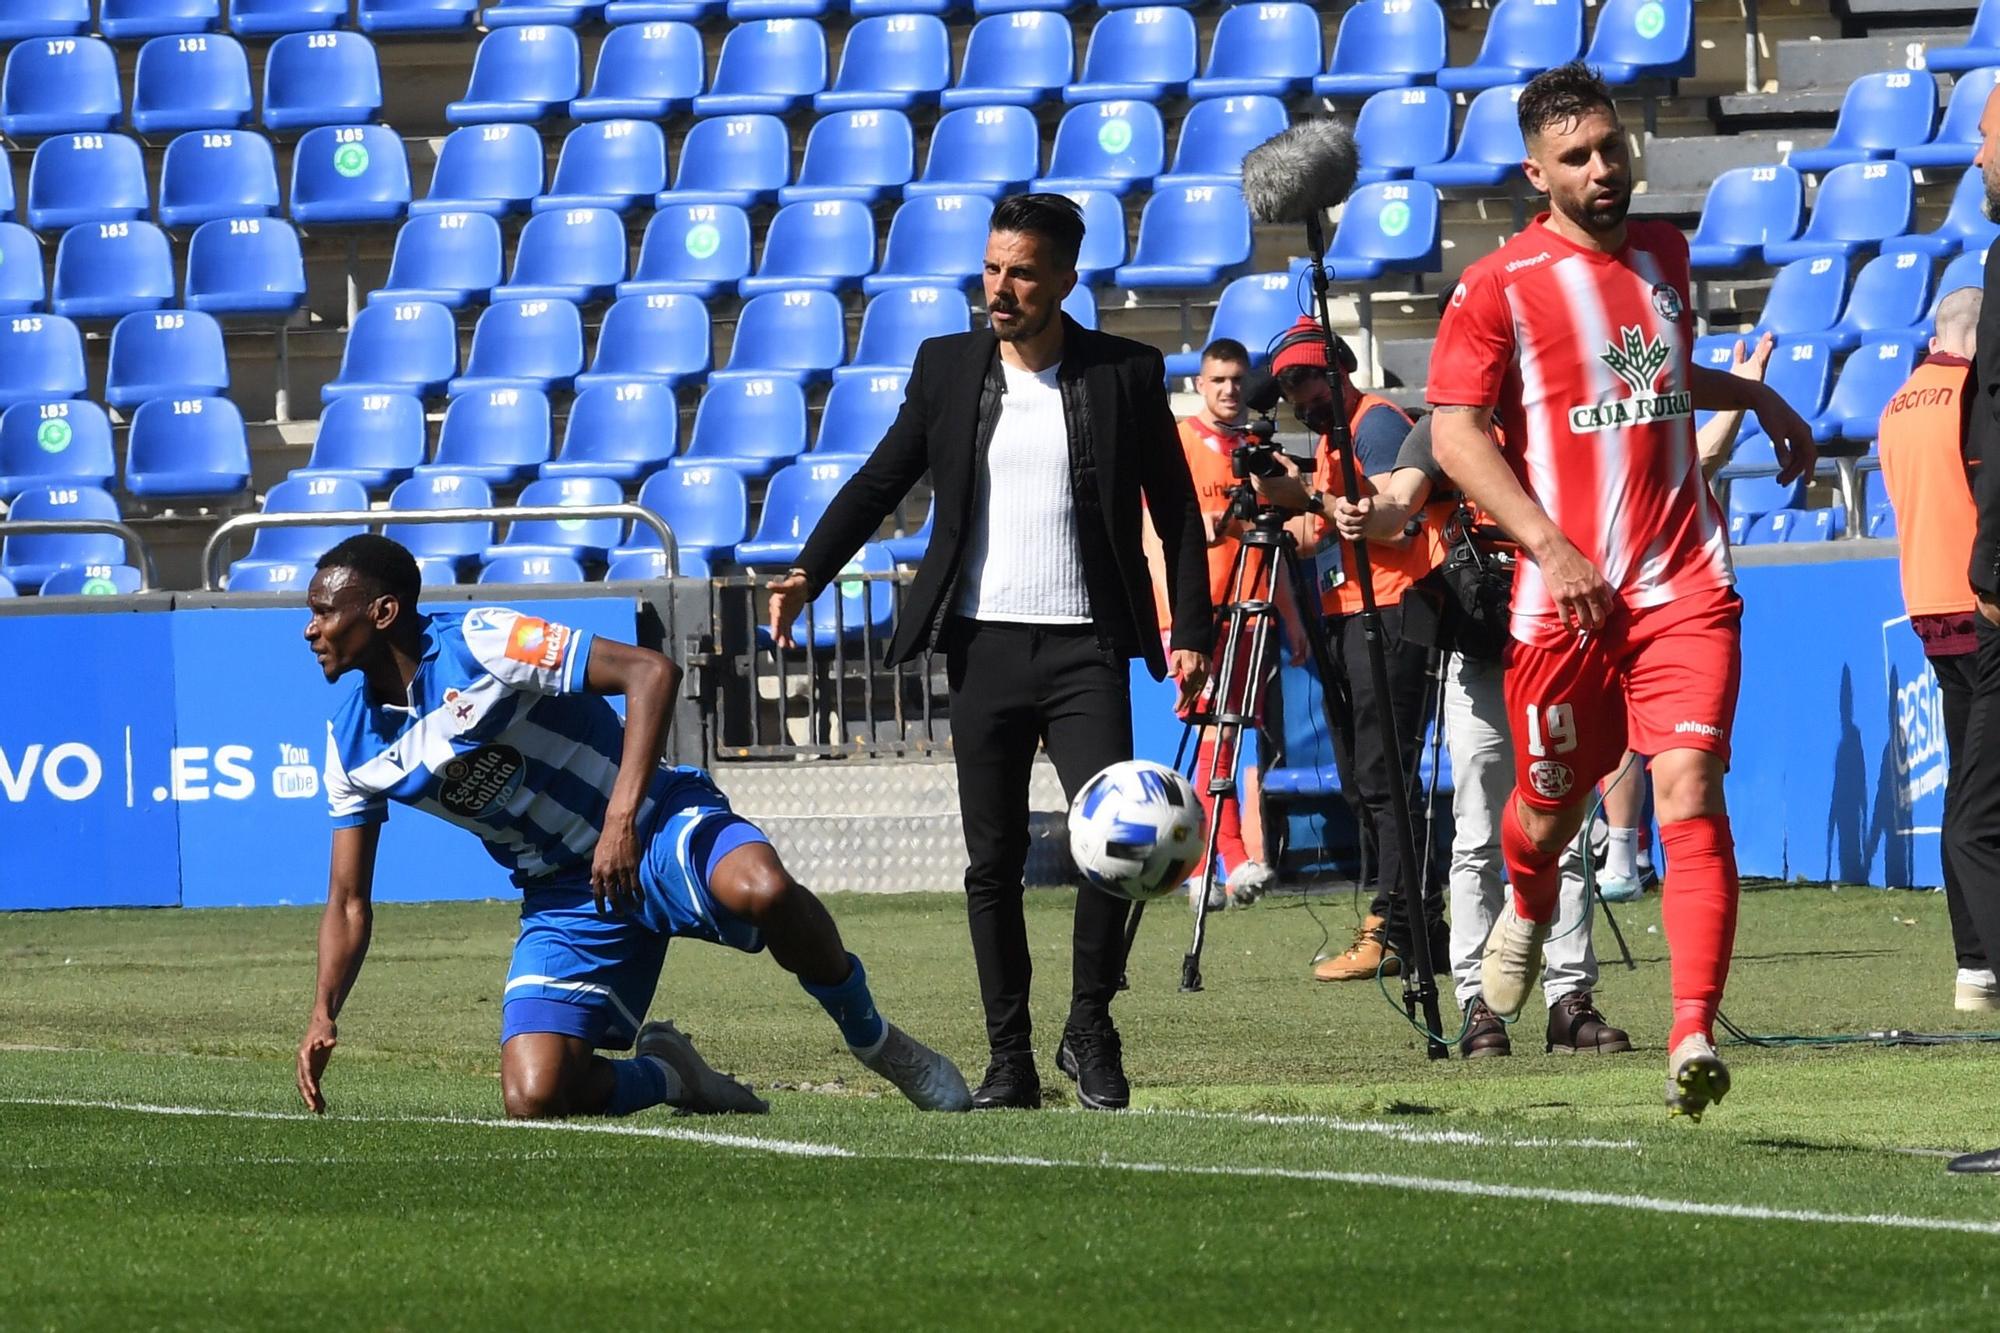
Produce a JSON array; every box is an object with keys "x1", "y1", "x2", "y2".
[{"x1": 768, "y1": 194, "x2": 1212, "y2": 1111}]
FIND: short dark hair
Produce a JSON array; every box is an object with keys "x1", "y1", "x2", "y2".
[
  {"x1": 989, "y1": 193, "x2": 1086, "y2": 272},
  {"x1": 1516, "y1": 62, "x2": 1618, "y2": 143},
  {"x1": 318, "y1": 533, "x2": 421, "y2": 610},
  {"x1": 1201, "y1": 337, "x2": 1250, "y2": 367}
]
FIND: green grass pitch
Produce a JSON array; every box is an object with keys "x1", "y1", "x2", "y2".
[{"x1": 5, "y1": 883, "x2": 2000, "y2": 1330}]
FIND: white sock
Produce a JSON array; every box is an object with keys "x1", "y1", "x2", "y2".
[
  {"x1": 1958, "y1": 968, "x2": 1998, "y2": 989},
  {"x1": 1604, "y1": 828, "x2": 1638, "y2": 880}
]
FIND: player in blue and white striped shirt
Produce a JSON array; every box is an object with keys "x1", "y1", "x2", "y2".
[{"x1": 295, "y1": 535, "x2": 969, "y2": 1119}]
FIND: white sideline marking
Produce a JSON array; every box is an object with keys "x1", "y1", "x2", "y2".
[
  {"x1": 1118, "y1": 1107, "x2": 1640, "y2": 1151},
  {"x1": 10, "y1": 1098, "x2": 1999, "y2": 1237}
]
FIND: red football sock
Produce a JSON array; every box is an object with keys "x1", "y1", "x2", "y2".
[
  {"x1": 1500, "y1": 794, "x2": 1562, "y2": 923},
  {"x1": 1658, "y1": 813, "x2": 1741, "y2": 1048}
]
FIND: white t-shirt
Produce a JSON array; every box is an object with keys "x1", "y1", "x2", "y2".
[{"x1": 953, "y1": 358, "x2": 1092, "y2": 623}]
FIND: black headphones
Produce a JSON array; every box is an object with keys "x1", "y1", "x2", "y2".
[{"x1": 1265, "y1": 320, "x2": 1359, "y2": 376}]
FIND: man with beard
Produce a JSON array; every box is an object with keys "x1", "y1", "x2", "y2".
[
  {"x1": 1425, "y1": 63, "x2": 1814, "y2": 1120},
  {"x1": 768, "y1": 193, "x2": 1212, "y2": 1112}
]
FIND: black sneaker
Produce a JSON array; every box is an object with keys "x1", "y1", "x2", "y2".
[
  {"x1": 969, "y1": 1054, "x2": 1042, "y2": 1110},
  {"x1": 1056, "y1": 1025, "x2": 1130, "y2": 1110}
]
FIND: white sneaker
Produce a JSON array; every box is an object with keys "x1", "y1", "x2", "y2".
[
  {"x1": 853, "y1": 1023, "x2": 972, "y2": 1111},
  {"x1": 1227, "y1": 861, "x2": 1277, "y2": 905},
  {"x1": 1956, "y1": 968, "x2": 2000, "y2": 1012},
  {"x1": 636, "y1": 1019, "x2": 770, "y2": 1115},
  {"x1": 1478, "y1": 899, "x2": 1552, "y2": 1020},
  {"x1": 1595, "y1": 872, "x2": 1643, "y2": 903},
  {"x1": 1187, "y1": 876, "x2": 1228, "y2": 913},
  {"x1": 1665, "y1": 1033, "x2": 1731, "y2": 1122}
]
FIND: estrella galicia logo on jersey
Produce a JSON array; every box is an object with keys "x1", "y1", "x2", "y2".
[
  {"x1": 1650, "y1": 282, "x2": 1684, "y2": 323},
  {"x1": 1568, "y1": 325, "x2": 1693, "y2": 433},
  {"x1": 438, "y1": 744, "x2": 525, "y2": 818},
  {"x1": 1528, "y1": 759, "x2": 1574, "y2": 800}
]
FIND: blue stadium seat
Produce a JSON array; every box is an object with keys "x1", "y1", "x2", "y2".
[
  {"x1": 1752, "y1": 256, "x2": 1848, "y2": 342},
  {"x1": 681, "y1": 375, "x2": 809, "y2": 477},
  {"x1": 40, "y1": 563, "x2": 143, "y2": 594},
  {"x1": 608, "y1": 547, "x2": 707, "y2": 580},
  {"x1": 1827, "y1": 250, "x2": 1933, "y2": 351},
  {"x1": 1353, "y1": 86, "x2": 1452, "y2": 185},
  {"x1": 483, "y1": 0, "x2": 606, "y2": 26},
  {"x1": 0, "y1": 483, "x2": 124, "y2": 589},
  {"x1": 1061, "y1": 187, "x2": 1127, "y2": 286},
  {"x1": 617, "y1": 462, "x2": 749, "y2": 563},
  {"x1": 1415, "y1": 84, "x2": 1527, "y2": 188},
  {"x1": 780, "y1": 109, "x2": 915, "y2": 205},
  {"x1": 715, "y1": 289, "x2": 847, "y2": 384},
  {"x1": 485, "y1": 475, "x2": 624, "y2": 563},
  {"x1": 1720, "y1": 437, "x2": 1804, "y2": 519},
  {"x1": 320, "y1": 299, "x2": 458, "y2": 403},
  {"x1": 542, "y1": 380, "x2": 680, "y2": 481},
  {"x1": 493, "y1": 210, "x2": 625, "y2": 304},
  {"x1": 419, "y1": 387, "x2": 553, "y2": 483},
  {"x1": 0, "y1": 575, "x2": 16, "y2": 597},
  {"x1": 106, "y1": 310, "x2": 229, "y2": 408},
  {"x1": 817, "y1": 14, "x2": 950, "y2": 112},
  {"x1": 226, "y1": 475, "x2": 368, "y2": 586},
  {"x1": 371, "y1": 211, "x2": 503, "y2": 309},
  {"x1": 864, "y1": 193, "x2": 992, "y2": 293},
  {"x1": 1065, "y1": 7, "x2": 1196, "y2": 104},
  {"x1": 51, "y1": 221, "x2": 173, "y2": 320},
  {"x1": 27, "y1": 133, "x2": 148, "y2": 232},
  {"x1": 479, "y1": 552, "x2": 586, "y2": 584},
  {"x1": 0, "y1": 168, "x2": 13, "y2": 223},
  {"x1": 769, "y1": 541, "x2": 897, "y2": 648},
  {"x1": 358, "y1": 0, "x2": 479, "y2": 33},
  {"x1": 1935, "y1": 248, "x2": 1988, "y2": 305},
  {"x1": 1437, "y1": 0, "x2": 1582, "y2": 93},
  {"x1": 739, "y1": 198, "x2": 874, "y2": 296},
  {"x1": 1314, "y1": 0, "x2": 1446, "y2": 97},
  {"x1": 1813, "y1": 339, "x2": 1919, "y2": 442},
  {"x1": 1585, "y1": 0, "x2": 1696, "y2": 83},
  {"x1": 262, "y1": 31, "x2": 381, "y2": 132},
  {"x1": 124, "y1": 394, "x2": 249, "y2": 499},
  {"x1": 1156, "y1": 94, "x2": 1289, "y2": 188},
  {"x1": 906, "y1": 104, "x2": 1040, "y2": 199},
  {"x1": 1033, "y1": 100, "x2": 1165, "y2": 196},
  {"x1": 1781, "y1": 506, "x2": 1845, "y2": 542},
  {"x1": 295, "y1": 392, "x2": 427, "y2": 491},
  {"x1": 290, "y1": 125, "x2": 409, "y2": 225},
  {"x1": 131, "y1": 33, "x2": 250, "y2": 134},
  {"x1": 1735, "y1": 509, "x2": 1798, "y2": 545},
  {"x1": 1788, "y1": 72, "x2": 1938, "y2": 175},
  {"x1": 384, "y1": 470, "x2": 495, "y2": 582},
  {"x1": 1867, "y1": 493, "x2": 1897, "y2": 538},
  {"x1": 0, "y1": 399, "x2": 113, "y2": 498},
  {"x1": 692, "y1": 18, "x2": 828, "y2": 116},
  {"x1": 1687, "y1": 165, "x2": 1802, "y2": 269},
  {"x1": 884, "y1": 502, "x2": 931, "y2": 563},
  {"x1": 450, "y1": 299, "x2": 585, "y2": 396},
  {"x1": 1899, "y1": 68, "x2": 2000, "y2": 170},
  {"x1": 1752, "y1": 336, "x2": 1835, "y2": 431},
  {"x1": 0, "y1": 2, "x2": 90, "y2": 41},
  {"x1": 0, "y1": 224, "x2": 48, "y2": 315},
  {"x1": 1164, "y1": 272, "x2": 1297, "y2": 377},
  {"x1": 973, "y1": 0, "x2": 1081, "y2": 13},
  {"x1": 1762, "y1": 162, "x2": 1913, "y2": 265},
  {"x1": 736, "y1": 455, "x2": 866, "y2": 565},
  {"x1": 814, "y1": 370, "x2": 906, "y2": 456},
  {"x1": 655, "y1": 114, "x2": 790, "y2": 208},
  {"x1": 411, "y1": 123, "x2": 543, "y2": 218},
  {"x1": 1188, "y1": 1, "x2": 1320, "y2": 99},
  {"x1": 842, "y1": 285, "x2": 971, "y2": 377},
  {"x1": 939, "y1": 12, "x2": 1072, "y2": 109},
  {"x1": 1887, "y1": 167, "x2": 2000, "y2": 260},
  {"x1": 447, "y1": 25, "x2": 582, "y2": 126},
  {"x1": 1327, "y1": 181, "x2": 1441, "y2": 280},
  {"x1": 571, "y1": 20, "x2": 703, "y2": 120},
  {"x1": 104, "y1": 3, "x2": 219, "y2": 42},
  {"x1": 2, "y1": 36, "x2": 120, "y2": 139},
  {"x1": 1114, "y1": 183, "x2": 1251, "y2": 288},
  {"x1": 537, "y1": 119, "x2": 668, "y2": 214},
  {"x1": 577, "y1": 293, "x2": 711, "y2": 390},
  {"x1": 0, "y1": 316, "x2": 84, "y2": 408},
  {"x1": 229, "y1": 0, "x2": 346, "y2": 35},
  {"x1": 1925, "y1": 5, "x2": 2000, "y2": 73},
  {"x1": 606, "y1": 0, "x2": 723, "y2": 18},
  {"x1": 621, "y1": 205, "x2": 752, "y2": 302},
  {"x1": 184, "y1": 216, "x2": 305, "y2": 314},
  {"x1": 849, "y1": 0, "x2": 953, "y2": 14}
]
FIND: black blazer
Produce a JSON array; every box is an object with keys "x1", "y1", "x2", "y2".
[{"x1": 794, "y1": 316, "x2": 1212, "y2": 679}]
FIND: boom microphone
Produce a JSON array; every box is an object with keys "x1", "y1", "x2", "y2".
[
  {"x1": 1242, "y1": 369, "x2": 1281, "y2": 416},
  {"x1": 1239, "y1": 119, "x2": 1359, "y2": 225}
]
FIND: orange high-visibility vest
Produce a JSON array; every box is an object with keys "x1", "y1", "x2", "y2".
[{"x1": 1878, "y1": 354, "x2": 1977, "y2": 618}]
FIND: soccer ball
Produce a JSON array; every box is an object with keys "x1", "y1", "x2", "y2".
[{"x1": 1066, "y1": 760, "x2": 1207, "y2": 902}]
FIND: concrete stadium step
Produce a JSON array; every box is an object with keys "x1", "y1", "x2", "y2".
[{"x1": 1718, "y1": 33, "x2": 1967, "y2": 123}]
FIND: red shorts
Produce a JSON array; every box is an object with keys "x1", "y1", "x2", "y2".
[{"x1": 1501, "y1": 585, "x2": 1743, "y2": 811}]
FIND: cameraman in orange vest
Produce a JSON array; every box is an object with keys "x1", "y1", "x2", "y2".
[{"x1": 1877, "y1": 284, "x2": 1994, "y2": 1012}]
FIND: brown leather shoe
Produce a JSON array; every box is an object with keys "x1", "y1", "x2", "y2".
[
  {"x1": 1459, "y1": 998, "x2": 1511, "y2": 1058},
  {"x1": 1546, "y1": 991, "x2": 1633, "y2": 1054},
  {"x1": 1313, "y1": 915, "x2": 1401, "y2": 982}
]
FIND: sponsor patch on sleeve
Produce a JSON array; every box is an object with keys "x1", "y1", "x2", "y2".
[{"x1": 504, "y1": 617, "x2": 572, "y2": 671}]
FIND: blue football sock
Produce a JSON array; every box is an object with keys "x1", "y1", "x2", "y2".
[
  {"x1": 801, "y1": 952, "x2": 889, "y2": 1051},
  {"x1": 606, "y1": 1054, "x2": 676, "y2": 1116}
]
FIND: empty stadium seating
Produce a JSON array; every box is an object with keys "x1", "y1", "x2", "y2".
[
  {"x1": 1827, "y1": 251, "x2": 1934, "y2": 351},
  {"x1": 1354, "y1": 86, "x2": 1452, "y2": 185},
  {"x1": 0, "y1": 400, "x2": 114, "y2": 499},
  {"x1": 491, "y1": 209, "x2": 626, "y2": 304},
  {"x1": 2, "y1": 36, "x2": 121, "y2": 139},
  {"x1": 0, "y1": 483, "x2": 126, "y2": 589},
  {"x1": 0, "y1": 2, "x2": 91, "y2": 42},
  {"x1": 449, "y1": 299, "x2": 585, "y2": 395},
  {"x1": 906, "y1": 104, "x2": 1041, "y2": 198},
  {"x1": 843, "y1": 286, "x2": 972, "y2": 377},
  {"x1": 1437, "y1": 0, "x2": 1581, "y2": 93},
  {"x1": 1315, "y1": 0, "x2": 1446, "y2": 97},
  {"x1": 124, "y1": 394, "x2": 250, "y2": 499},
  {"x1": 1753, "y1": 256, "x2": 1848, "y2": 342},
  {"x1": 1066, "y1": 6, "x2": 1197, "y2": 104},
  {"x1": 184, "y1": 217, "x2": 306, "y2": 315},
  {"x1": 767, "y1": 541, "x2": 896, "y2": 647},
  {"x1": 158, "y1": 129, "x2": 282, "y2": 229},
  {"x1": 105, "y1": 310, "x2": 230, "y2": 408},
  {"x1": 1814, "y1": 339, "x2": 1918, "y2": 443},
  {"x1": 290, "y1": 125, "x2": 411, "y2": 225},
  {"x1": 419, "y1": 387, "x2": 554, "y2": 483},
  {"x1": 572, "y1": 19, "x2": 704, "y2": 119},
  {"x1": 52, "y1": 221, "x2": 175, "y2": 320},
  {"x1": 542, "y1": 381, "x2": 681, "y2": 482},
  {"x1": 130, "y1": 33, "x2": 252, "y2": 134},
  {"x1": 813, "y1": 371, "x2": 906, "y2": 457},
  {"x1": 940, "y1": 12, "x2": 1072, "y2": 108},
  {"x1": 865, "y1": 194, "x2": 992, "y2": 293},
  {"x1": 485, "y1": 475, "x2": 624, "y2": 564},
  {"x1": 1416, "y1": 85, "x2": 1527, "y2": 189},
  {"x1": 656, "y1": 114, "x2": 790, "y2": 208},
  {"x1": 358, "y1": 0, "x2": 479, "y2": 34},
  {"x1": 372, "y1": 212, "x2": 504, "y2": 309},
  {"x1": 738, "y1": 198, "x2": 875, "y2": 295},
  {"x1": 1156, "y1": 94, "x2": 1288, "y2": 188},
  {"x1": 448, "y1": 24, "x2": 582, "y2": 125},
  {"x1": 781, "y1": 110, "x2": 916, "y2": 205},
  {"x1": 1688, "y1": 165, "x2": 1804, "y2": 270},
  {"x1": 0, "y1": 224, "x2": 49, "y2": 315},
  {"x1": 385, "y1": 470, "x2": 495, "y2": 582},
  {"x1": 680, "y1": 375, "x2": 809, "y2": 477},
  {"x1": 320, "y1": 300, "x2": 458, "y2": 403},
  {"x1": 715, "y1": 290, "x2": 847, "y2": 383},
  {"x1": 617, "y1": 462, "x2": 749, "y2": 565},
  {"x1": 226, "y1": 474, "x2": 367, "y2": 587},
  {"x1": 693, "y1": 17, "x2": 828, "y2": 116},
  {"x1": 41, "y1": 563, "x2": 144, "y2": 595},
  {"x1": 538, "y1": 119, "x2": 669, "y2": 213},
  {"x1": 577, "y1": 294, "x2": 712, "y2": 390},
  {"x1": 230, "y1": 0, "x2": 346, "y2": 37},
  {"x1": 1166, "y1": 272, "x2": 1297, "y2": 377},
  {"x1": 1788, "y1": 72, "x2": 1938, "y2": 175},
  {"x1": 1900, "y1": 68, "x2": 2000, "y2": 171},
  {"x1": 0, "y1": 316, "x2": 87, "y2": 409},
  {"x1": 1586, "y1": 0, "x2": 1695, "y2": 83},
  {"x1": 817, "y1": 13, "x2": 950, "y2": 112},
  {"x1": 262, "y1": 31, "x2": 382, "y2": 132},
  {"x1": 1189, "y1": 1, "x2": 1320, "y2": 99},
  {"x1": 1327, "y1": 182, "x2": 1441, "y2": 280},
  {"x1": 1762, "y1": 162, "x2": 1914, "y2": 265},
  {"x1": 1887, "y1": 169, "x2": 1999, "y2": 260},
  {"x1": 412, "y1": 123, "x2": 544, "y2": 216},
  {"x1": 1115, "y1": 184, "x2": 1252, "y2": 288},
  {"x1": 1034, "y1": 100, "x2": 1166, "y2": 195},
  {"x1": 622, "y1": 206, "x2": 752, "y2": 302},
  {"x1": 294, "y1": 392, "x2": 427, "y2": 491},
  {"x1": 736, "y1": 455, "x2": 865, "y2": 566},
  {"x1": 28, "y1": 133, "x2": 149, "y2": 232},
  {"x1": 479, "y1": 552, "x2": 586, "y2": 584}
]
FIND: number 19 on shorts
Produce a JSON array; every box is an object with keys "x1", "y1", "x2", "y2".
[{"x1": 1523, "y1": 703, "x2": 1577, "y2": 757}]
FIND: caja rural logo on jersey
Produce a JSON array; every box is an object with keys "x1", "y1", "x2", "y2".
[
  {"x1": 438, "y1": 743, "x2": 525, "y2": 818},
  {"x1": 1568, "y1": 324, "x2": 1693, "y2": 433}
]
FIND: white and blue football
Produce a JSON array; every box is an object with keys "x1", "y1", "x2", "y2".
[{"x1": 1066, "y1": 759, "x2": 1207, "y2": 902}]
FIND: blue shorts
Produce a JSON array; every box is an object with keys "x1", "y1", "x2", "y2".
[{"x1": 501, "y1": 768, "x2": 769, "y2": 1050}]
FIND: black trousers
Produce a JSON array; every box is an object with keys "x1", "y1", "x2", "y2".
[
  {"x1": 944, "y1": 617, "x2": 1134, "y2": 1058},
  {"x1": 1935, "y1": 646, "x2": 1994, "y2": 971}
]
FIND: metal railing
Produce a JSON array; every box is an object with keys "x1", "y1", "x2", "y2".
[
  {"x1": 200, "y1": 504, "x2": 680, "y2": 590},
  {"x1": 0, "y1": 517, "x2": 158, "y2": 589}
]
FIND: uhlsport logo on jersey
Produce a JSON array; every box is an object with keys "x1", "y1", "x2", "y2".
[
  {"x1": 504, "y1": 617, "x2": 571, "y2": 671},
  {"x1": 1569, "y1": 325, "x2": 1693, "y2": 433}
]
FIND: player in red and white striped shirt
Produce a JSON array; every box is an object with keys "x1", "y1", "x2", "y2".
[{"x1": 1427, "y1": 63, "x2": 1815, "y2": 1119}]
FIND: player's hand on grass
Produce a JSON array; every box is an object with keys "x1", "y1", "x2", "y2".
[
  {"x1": 1535, "y1": 535, "x2": 1612, "y2": 632},
  {"x1": 765, "y1": 570, "x2": 810, "y2": 649},
  {"x1": 591, "y1": 813, "x2": 643, "y2": 915},
  {"x1": 1170, "y1": 650, "x2": 1209, "y2": 714},
  {"x1": 297, "y1": 1016, "x2": 336, "y2": 1114},
  {"x1": 1752, "y1": 383, "x2": 1817, "y2": 486}
]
